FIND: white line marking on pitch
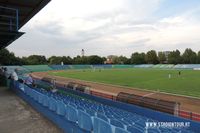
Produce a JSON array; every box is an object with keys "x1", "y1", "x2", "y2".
[{"x1": 142, "y1": 92, "x2": 157, "y2": 97}]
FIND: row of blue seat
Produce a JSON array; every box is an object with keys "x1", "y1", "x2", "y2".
[
  {"x1": 23, "y1": 85, "x2": 130, "y2": 133},
  {"x1": 174, "y1": 64, "x2": 200, "y2": 69},
  {"x1": 21, "y1": 83, "x2": 194, "y2": 133}
]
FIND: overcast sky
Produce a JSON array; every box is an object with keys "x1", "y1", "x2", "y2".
[{"x1": 8, "y1": 0, "x2": 200, "y2": 58}]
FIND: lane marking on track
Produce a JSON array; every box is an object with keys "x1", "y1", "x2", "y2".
[{"x1": 142, "y1": 92, "x2": 157, "y2": 97}]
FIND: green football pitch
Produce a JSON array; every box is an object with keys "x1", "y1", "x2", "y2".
[{"x1": 49, "y1": 68, "x2": 200, "y2": 98}]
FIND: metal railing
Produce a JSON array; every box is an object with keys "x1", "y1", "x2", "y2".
[{"x1": 0, "y1": 5, "x2": 19, "y2": 31}]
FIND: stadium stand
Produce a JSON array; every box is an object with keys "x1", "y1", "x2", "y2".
[
  {"x1": 174, "y1": 64, "x2": 200, "y2": 69},
  {"x1": 10, "y1": 80, "x2": 199, "y2": 133},
  {"x1": 112, "y1": 65, "x2": 133, "y2": 69},
  {"x1": 153, "y1": 64, "x2": 175, "y2": 69},
  {"x1": 152, "y1": 64, "x2": 162, "y2": 68},
  {"x1": 23, "y1": 65, "x2": 52, "y2": 72},
  {"x1": 165, "y1": 64, "x2": 175, "y2": 68},
  {"x1": 49, "y1": 65, "x2": 70, "y2": 70},
  {"x1": 3, "y1": 65, "x2": 200, "y2": 132},
  {"x1": 5, "y1": 64, "x2": 198, "y2": 72},
  {"x1": 134, "y1": 64, "x2": 154, "y2": 68},
  {"x1": 4, "y1": 65, "x2": 30, "y2": 75}
]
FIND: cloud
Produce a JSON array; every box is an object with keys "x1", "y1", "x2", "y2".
[{"x1": 7, "y1": 0, "x2": 200, "y2": 58}]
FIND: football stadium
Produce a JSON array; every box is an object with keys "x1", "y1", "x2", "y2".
[{"x1": 1, "y1": 1, "x2": 200, "y2": 133}]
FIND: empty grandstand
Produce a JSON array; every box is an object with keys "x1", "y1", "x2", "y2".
[
  {"x1": 11, "y1": 80, "x2": 200, "y2": 133},
  {"x1": 23, "y1": 65, "x2": 53, "y2": 72}
]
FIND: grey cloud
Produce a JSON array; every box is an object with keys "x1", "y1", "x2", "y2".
[
  {"x1": 34, "y1": 22, "x2": 64, "y2": 37},
  {"x1": 126, "y1": 38, "x2": 151, "y2": 48}
]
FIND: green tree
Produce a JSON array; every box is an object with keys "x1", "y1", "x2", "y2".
[
  {"x1": 0, "y1": 48, "x2": 13, "y2": 65},
  {"x1": 182, "y1": 48, "x2": 197, "y2": 64},
  {"x1": 48, "y1": 56, "x2": 73, "y2": 65},
  {"x1": 63, "y1": 56, "x2": 73, "y2": 64},
  {"x1": 48, "y1": 56, "x2": 62, "y2": 64},
  {"x1": 112, "y1": 56, "x2": 129, "y2": 64},
  {"x1": 26, "y1": 55, "x2": 47, "y2": 65},
  {"x1": 168, "y1": 50, "x2": 182, "y2": 64},
  {"x1": 88, "y1": 55, "x2": 104, "y2": 64},
  {"x1": 118, "y1": 56, "x2": 129, "y2": 64},
  {"x1": 131, "y1": 52, "x2": 146, "y2": 64},
  {"x1": 197, "y1": 51, "x2": 200, "y2": 64},
  {"x1": 73, "y1": 56, "x2": 89, "y2": 64},
  {"x1": 102, "y1": 57, "x2": 107, "y2": 64},
  {"x1": 145, "y1": 50, "x2": 158, "y2": 64},
  {"x1": 158, "y1": 52, "x2": 166, "y2": 64},
  {"x1": 0, "y1": 48, "x2": 25, "y2": 65},
  {"x1": 21, "y1": 57, "x2": 29, "y2": 65}
]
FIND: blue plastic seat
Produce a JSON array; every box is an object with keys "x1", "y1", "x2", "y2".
[
  {"x1": 66, "y1": 105, "x2": 78, "y2": 123},
  {"x1": 135, "y1": 119, "x2": 146, "y2": 128},
  {"x1": 56, "y1": 101, "x2": 66, "y2": 116},
  {"x1": 97, "y1": 113, "x2": 109, "y2": 122},
  {"x1": 24, "y1": 85, "x2": 29, "y2": 95},
  {"x1": 34, "y1": 91, "x2": 40, "y2": 102},
  {"x1": 33, "y1": 90, "x2": 38, "y2": 101},
  {"x1": 77, "y1": 106, "x2": 85, "y2": 111},
  {"x1": 69, "y1": 103, "x2": 77, "y2": 108},
  {"x1": 86, "y1": 109, "x2": 96, "y2": 116},
  {"x1": 106, "y1": 115, "x2": 115, "y2": 119},
  {"x1": 30, "y1": 89, "x2": 34, "y2": 98},
  {"x1": 18, "y1": 83, "x2": 25, "y2": 92},
  {"x1": 115, "y1": 127, "x2": 130, "y2": 133},
  {"x1": 94, "y1": 117, "x2": 112, "y2": 133},
  {"x1": 147, "y1": 129, "x2": 160, "y2": 133},
  {"x1": 25, "y1": 86, "x2": 31, "y2": 96},
  {"x1": 49, "y1": 97, "x2": 57, "y2": 111},
  {"x1": 110, "y1": 119, "x2": 124, "y2": 129},
  {"x1": 42, "y1": 95, "x2": 49, "y2": 107},
  {"x1": 127, "y1": 126, "x2": 144, "y2": 133},
  {"x1": 38, "y1": 93, "x2": 44, "y2": 104},
  {"x1": 78, "y1": 110, "x2": 93, "y2": 132}
]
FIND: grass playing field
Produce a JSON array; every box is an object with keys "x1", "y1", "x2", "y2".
[{"x1": 49, "y1": 68, "x2": 200, "y2": 98}]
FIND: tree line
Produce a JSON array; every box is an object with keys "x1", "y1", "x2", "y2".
[{"x1": 0, "y1": 48, "x2": 200, "y2": 65}]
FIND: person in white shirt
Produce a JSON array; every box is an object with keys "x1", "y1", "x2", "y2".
[{"x1": 11, "y1": 69, "x2": 18, "y2": 81}]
